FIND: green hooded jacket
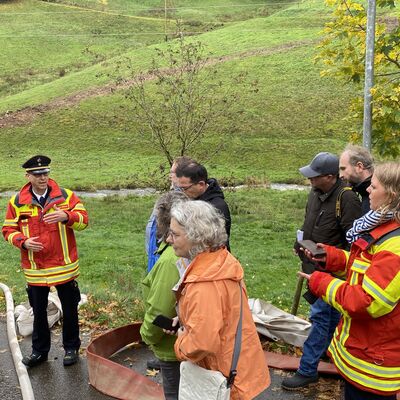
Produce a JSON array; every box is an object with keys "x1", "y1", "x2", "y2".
[{"x1": 140, "y1": 242, "x2": 180, "y2": 361}]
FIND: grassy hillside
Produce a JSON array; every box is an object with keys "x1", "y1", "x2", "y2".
[
  {"x1": 0, "y1": 3, "x2": 356, "y2": 190},
  {"x1": 0, "y1": 0, "x2": 359, "y2": 191},
  {"x1": 0, "y1": 0, "x2": 296, "y2": 97},
  {"x1": 31, "y1": 0, "x2": 298, "y2": 22},
  {"x1": 0, "y1": 1, "x2": 330, "y2": 112},
  {"x1": 0, "y1": 0, "x2": 169, "y2": 97},
  {"x1": 0, "y1": 44, "x2": 355, "y2": 191}
]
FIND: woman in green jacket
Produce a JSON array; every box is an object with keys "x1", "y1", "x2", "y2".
[{"x1": 140, "y1": 191, "x2": 189, "y2": 400}]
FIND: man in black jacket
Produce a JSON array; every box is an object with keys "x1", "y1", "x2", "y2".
[
  {"x1": 282, "y1": 152, "x2": 361, "y2": 390},
  {"x1": 174, "y1": 162, "x2": 231, "y2": 249},
  {"x1": 339, "y1": 144, "x2": 374, "y2": 214}
]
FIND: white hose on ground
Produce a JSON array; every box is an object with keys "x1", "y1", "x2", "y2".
[{"x1": 0, "y1": 283, "x2": 35, "y2": 400}]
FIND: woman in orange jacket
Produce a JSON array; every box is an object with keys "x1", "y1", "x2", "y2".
[
  {"x1": 166, "y1": 200, "x2": 270, "y2": 400},
  {"x1": 300, "y1": 162, "x2": 400, "y2": 400}
]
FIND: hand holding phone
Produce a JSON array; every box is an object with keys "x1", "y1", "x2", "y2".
[
  {"x1": 297, "y1": 240, "x2": 326, "y2": 258},
  {"x1": 152, "y1": 315, "x2": 180, "y2": 333}
]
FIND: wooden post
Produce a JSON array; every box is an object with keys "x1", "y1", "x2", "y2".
[
  {"x1": 291, "y1": 275, "x2": 304, "y2": 316},
  {"x1": 164, "y1": 0, "x2": 168, "y2": 42}
]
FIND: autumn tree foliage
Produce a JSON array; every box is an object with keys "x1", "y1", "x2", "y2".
[{"x1": 315, "y1": 0, "x2": 400, "y2": 157}]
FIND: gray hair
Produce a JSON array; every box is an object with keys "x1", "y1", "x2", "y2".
[
  {"x1": 170, "y1": 201, "x2": 228, "y2": 259},
  {"x1": 155, "y1": 191, "x2": 189, "y2": 241},
  {"x1": 344, "y1": 144, "x2": 374, "y2": 171}
]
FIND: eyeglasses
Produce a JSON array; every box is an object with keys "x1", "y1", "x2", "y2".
[
  {"x1": 175, "y1": 183, "x2": 195, "y2": 192},
  {"x1": 167, "y1": 229, "x2": 181, "y2": 240}
]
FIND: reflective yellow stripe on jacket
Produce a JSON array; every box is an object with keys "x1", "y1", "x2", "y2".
[
  {"x1": 21, "y1": 223, "x2": 36, "y2": 269},
  {"x1": 363, "y1": 274, "x2": 400, "y2": 318},
  {"x1": 329, "y1": 335, "x2": 400, "y2": 392},
  {"x1": 58, "y1": 223, "x2": 72, "y2": 265},
  {"x1": 322, "y1": 278, "x2": 347, "y2": 316},
  {"x1": 68, "y1": 201, "x2": 88, "y2": 231},
  {"x1": 23, "y1": 261, "x2": 80, "y2": 285},
  {"x1": 3, "y1": 219, "x2": 18, "y2": 227},
  {"x1": 7, "y1": 231, "x2": 20, "y2": 245}
]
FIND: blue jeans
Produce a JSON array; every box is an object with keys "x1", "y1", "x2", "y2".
[{"x1": 298, "y1": 298, "x2": 340, "y2": 377}]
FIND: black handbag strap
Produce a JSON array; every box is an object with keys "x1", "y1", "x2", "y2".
[{"x1": 227, "y1": 281, "x2": 243, "y2": 388}]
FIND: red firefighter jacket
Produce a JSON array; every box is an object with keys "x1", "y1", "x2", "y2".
[
  {"x1": 309, "y1": 220, "x2": 400, "y2": 395},
  {"x1": 2, "y1": 179, "x2": 88, "y2": 286}
]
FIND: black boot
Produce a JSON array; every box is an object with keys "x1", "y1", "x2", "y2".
[
  {"x1": 22, "y1": 352, "x2": 48, "y2": 368},
  {"x1": 63, "y1": 349, "x2": 79, "y2": 366},
  {"x1": 281, "y1": 372, "x2": 319, "y2": 390}
]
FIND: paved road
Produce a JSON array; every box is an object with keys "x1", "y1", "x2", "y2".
[
  {"x1": 1, "y1": 317, "x2": 342, "y2": 400},
  {"x1": 0, "y1": 317, "x2": 111, "y2": 400}
]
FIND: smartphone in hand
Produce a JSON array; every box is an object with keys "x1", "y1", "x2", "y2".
[
  {"x1": 152, "y1": 315, "x2": 179, "y2": 332},
  {"x1": 298, "y1": 239, "x2": 326, "y2": 258}
]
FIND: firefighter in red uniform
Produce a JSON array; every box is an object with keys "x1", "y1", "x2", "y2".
[
  {"x1": 299, "y1": 162, "x2": 400, "y2": 400},
  {"x1": 2, "y1": 155, "x2": 89, "y2": 367}
]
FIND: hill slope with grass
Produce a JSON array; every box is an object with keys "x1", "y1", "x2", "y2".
[{"x1": 0, "y1": 0, "x2": 357, "y2": 191}]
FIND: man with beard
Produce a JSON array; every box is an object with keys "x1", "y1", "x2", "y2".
[{"x1": 339, "y1": 144, "x2": 374, "y2": 214}]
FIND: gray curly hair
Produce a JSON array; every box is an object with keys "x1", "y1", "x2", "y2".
[{"x1": 170, "y1": 200, "x2": 228, "y2": 259}]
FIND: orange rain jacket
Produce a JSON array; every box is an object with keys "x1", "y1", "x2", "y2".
[
  {"x1": 309, "y1": 220, "x2": 400, "y2": 396},
  {"x1": 174, "y1": 247, "x2": 270, "y2": 400},
  {"x1": 2, "y1": 179, "x2": 88, "y2": 286}
]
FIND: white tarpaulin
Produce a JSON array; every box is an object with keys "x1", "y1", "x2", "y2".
[
  {"x1": 248, "y1": 298, "x2": 311, "y2": 348},
  {"x1": 14, "y1": 292, "x2": 88, "y2": 337}
]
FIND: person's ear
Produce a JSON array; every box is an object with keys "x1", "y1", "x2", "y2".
[
  {"x1": 355, "y1": 161, "x2": 365, "y2": 171},
  {"x1": 388, "y1": 191, "x2": 396, "y2": 203}
]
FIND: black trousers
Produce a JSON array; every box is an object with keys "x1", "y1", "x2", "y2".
[
  {"x1": 27, "y1": 280, "x2": 81, "y2": 355},
  {"x1": 344, "y1": 380, "x2": 397, "y2": 400},
  {"x1": 158, "y1": 359, "x2": 180, "y2": 400}
]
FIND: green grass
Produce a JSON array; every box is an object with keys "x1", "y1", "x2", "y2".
[
  {"x1": 0, "y1": 1, "x2": 352, "y2": 190},
  {"x1": 0, "y1": 1, "x2": 358, "y2": 191},
  {"x1": 0, "y1": 0, "x2": 299, "y2": 98},
  {"x1": 0, "y1": 44, "x2": 355, "y2": 191},
  {"x1": 32, "y1": 0, "x2": 298, "y2": 22},
  {"x1": 0, "y1": 0, "x2": 358, "y2": 185},
  {"x1": 0, "y1": 0, "x2": 331, "y2": 113},
  {"x1": 0, "y1": 0, "x2": 168, "y2": 97},
  {"x1": 0, "y1": 188, "x2": 310, "y2": 326}
]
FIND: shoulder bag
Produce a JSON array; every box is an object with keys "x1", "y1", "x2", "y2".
[{"x1": 178, "y1": 282, "x2": 243, "y2": 400}]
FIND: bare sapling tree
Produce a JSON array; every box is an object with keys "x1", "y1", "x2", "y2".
[{"x1": 114, "y1": 33, "x2": 249, "y2": 166}]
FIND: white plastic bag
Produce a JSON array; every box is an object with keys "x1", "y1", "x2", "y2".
[
  {"x1": 15, "y1": 292, "x2": 87, "y2": 337},
  {"x1": 248, "y1": 298, "x2": 311, "y2": 347}
]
